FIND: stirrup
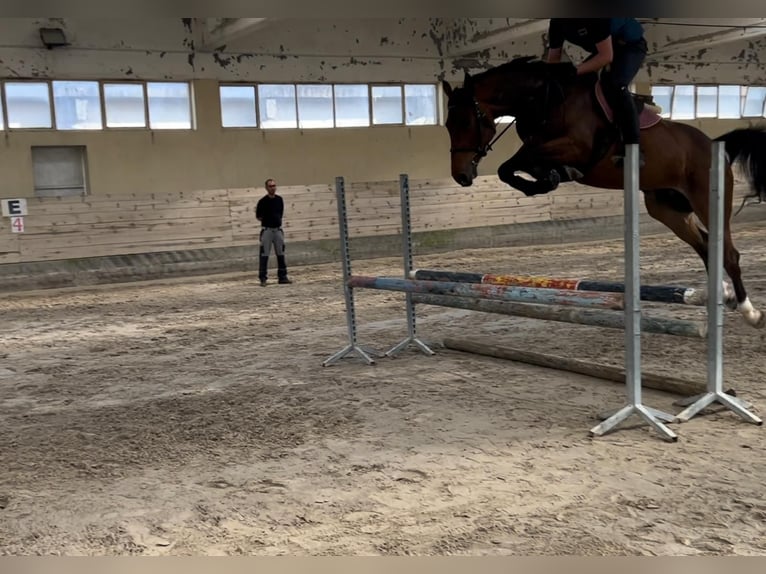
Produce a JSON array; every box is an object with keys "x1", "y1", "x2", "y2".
[{"x1": 611, "y1": 151, "x2": 645, "y2": 168}]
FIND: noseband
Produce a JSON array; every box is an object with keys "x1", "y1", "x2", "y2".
[{"x1": 448, "y1": 97, "x2": 515, "y2": 168}]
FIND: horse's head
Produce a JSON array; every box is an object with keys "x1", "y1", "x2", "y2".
[
  {"x1": 442, "y1": 57, "x2": 572, "y2": 187},
  {"x1": 442, "y1": 71, "x2": 498, "y2": 187}
]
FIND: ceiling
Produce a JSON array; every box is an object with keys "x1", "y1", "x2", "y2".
[
  {"x1": 3, "y1": 18, "x2": 766, "y2": 84},
  {"x1": 195, "y1": 18, "x2": 766, "y2": 61}
]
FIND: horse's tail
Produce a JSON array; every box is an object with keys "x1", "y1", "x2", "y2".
[{"x1": 715, "y1": 126, "x2": 766, "y2": 204}]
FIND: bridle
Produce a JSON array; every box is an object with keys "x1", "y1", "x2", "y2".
[
  {"x1": 448, "y1": 97, "x2": 516, "y2": 169},
  {"x1": 448, "y1": 70, "x2": 571, "y2": 169}
]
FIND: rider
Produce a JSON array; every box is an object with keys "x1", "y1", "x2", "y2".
[{"x1": 546, "y1": 18, "x2": 648, "y2": 167}]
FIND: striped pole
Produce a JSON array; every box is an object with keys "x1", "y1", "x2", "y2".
[
  {"x1": 348, "y1": 275, "x2": 625, "y2": 310},
  {"x1": 411, "y1": 294, "x2": 706, "y2": 338},
  {"x1": 410, "y1": 268, "x2": 705, "y2": 306}
]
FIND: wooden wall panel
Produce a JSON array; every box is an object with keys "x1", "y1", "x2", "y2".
[
  {"x1": 0, "y1": 175, "x2": 756, "y2": 265},
  {"x1": 0, "y1": 217, "x2": 21, "y2": 264}
]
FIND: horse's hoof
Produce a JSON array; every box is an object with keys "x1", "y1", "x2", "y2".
[{"x1": 745, "y1": 310, "x2": 766, "y2": 328}]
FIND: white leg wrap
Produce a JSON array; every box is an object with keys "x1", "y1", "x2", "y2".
[{"x1": 739, "y1": 297, "x2": 763, "y2": 326}]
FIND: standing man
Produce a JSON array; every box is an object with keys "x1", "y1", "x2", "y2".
[{"x1": 256, "y1": 178, "x2": 292, "y2": 286}]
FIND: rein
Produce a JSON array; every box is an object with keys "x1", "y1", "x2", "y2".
[
  {"x1": 448, "y1": 97, "x2": 516, "y2": 168},
  {"x1": 489, "y1": 118, "x2": 517, "y2": 151}
]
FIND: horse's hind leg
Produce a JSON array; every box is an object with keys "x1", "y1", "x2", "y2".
[
  {"x1": 644, "y1": 190, "x2": 709, "y2": 260},
  {"x1": 643, "y1": 190, "x2": 739, "y2": 310},
  {"x1": 647, "y1": 188, "x2": 765, "y2": 327},
  {"x1": 721, "y1": 218, "x2": 765, "y2": 327},
  {"x1": 694, "y1": 170, "x2": 765, "y2": 328}
]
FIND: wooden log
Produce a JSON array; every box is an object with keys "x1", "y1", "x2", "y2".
[
  {"x1": 348, "y1": 275, "x2": 625, "y2": 310},
  {"x1": 412, "y1": 294, "x2": 706, "y2": 339},
  {"x1": 443, "y1": 337, "x2": 707, "y2": 397},
  {"x1": 410, "y1": 268, "x2": 706, "y2": 306}
]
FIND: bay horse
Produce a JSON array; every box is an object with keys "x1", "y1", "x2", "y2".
[{"x1": 442, "y1": 55, "x2": 766, "y2": 329}]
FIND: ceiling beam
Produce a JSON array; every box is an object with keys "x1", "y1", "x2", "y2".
[
  {"x1": 649, "y1": 19, "x2": 766, "y2": 59},
  {"x1": 200, "y1": 18, "x2": 271, "y2": 50},
  {"x1": 447, "y1": 19, "x2": 549, "y2": 57}
]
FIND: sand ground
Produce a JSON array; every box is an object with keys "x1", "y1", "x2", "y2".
[{"x1": 2, "y1": 222, "x2": 766, "y2": 555}]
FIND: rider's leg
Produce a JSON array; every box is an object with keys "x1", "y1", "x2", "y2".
[
  {"x1": 607, "y1": 38, "x2": 647, "y2": 167},
  {"x1": 610, "y1": 87, "x2": 641, "y2": 166}
]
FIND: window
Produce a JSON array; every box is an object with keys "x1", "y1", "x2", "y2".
[
  {"x1": 372, "y1": 85, "x2": 403, "y2": 125},
  {"x1": 404, "y1": 84, "x2": 437, "y2": 125},
  {"x1": 743, "y1": 86, "x2": 766, "y2": 117},
  {"x1": 671, "y1": 85, "x2": 695, "y2": 119},
  {"x1": 52, "y1": 80, "x2": 103, "y2": 130},
  {"x1": 718, "y1": 85, "x2": 741, "y2": 119},
  {"x1": 5, "y1": 82, "x2": 52, "y2": 128},
  {"x1": 650, "y1": 86, "x2": 672, "y2": 118},
  {"x1": 104, "y1": 83, "x2": 146, "y2": 127},
  {"x1": 31, "y1": 146, "x2": 89, "y2": 197},
  {"x1": 258, "y1": 84, "x2": 297, "y2": 128},
  {"x1": 297, "y1": 84, "x2": 333, "y2": 129},
  {"x1": 333, "y1": 84, "x2": 369, "y2": 127},
  {"x1": 219, "y1": 85, "x2": 257, "y2": 127},
  {"x1": 696, "y1": 86, "x2": 717, "y2": 118},
  {"x1": 147, "y1": 82, "x2": 192, "y2": 129},
  {"x1": 216, "y1": 81, "x2": 438, "y2": 129}
]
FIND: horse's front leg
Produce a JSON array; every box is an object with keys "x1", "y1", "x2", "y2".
[
  {"x1": 497, "y1": 145, "x2": 576, "y2": 197},
  {"x1": 497, "y1": 145, "x2": 583, "y2": 196}
]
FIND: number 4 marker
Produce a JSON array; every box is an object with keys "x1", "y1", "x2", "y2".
[{"x1": 11, "y1": 216, "x2": 24, "y2": 233}]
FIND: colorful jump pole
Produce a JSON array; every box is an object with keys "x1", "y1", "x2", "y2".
[{"x1": 409, "y1": 269, "x2": 706, "y2": 306}]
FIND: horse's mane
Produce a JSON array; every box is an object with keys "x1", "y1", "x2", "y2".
[
  {"x1": 448, "y1": 55, "x2": 584, "y2": 113},
  {"x1": 467, "y1": 56, "x2": 577, "y2": 84}
]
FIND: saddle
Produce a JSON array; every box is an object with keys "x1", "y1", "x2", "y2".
[{"x1": 594, "y1": 82, "x2": 662, "y2": 130}]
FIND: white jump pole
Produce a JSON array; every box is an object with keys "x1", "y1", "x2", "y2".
[
  {"x1": 385, "y1": 174, "x2": 435, "y2": 357},
  {"x1": 322, "y1": 176, "x2": 384, "y2": 366},
  {"x1": 675, "y1": 141, "x2": 762, "y2": 424},
  {"x1": 589, "y1": 143, "x2": 678, "y2": 441}
]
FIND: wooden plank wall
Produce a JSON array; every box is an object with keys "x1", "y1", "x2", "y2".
[{"x1": 0, "y1": 176, "x2": 753, "y2": 265}]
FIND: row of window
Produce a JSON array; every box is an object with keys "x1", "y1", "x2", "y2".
[
  {"x1": 0, "y1": 81, "x2": 193, "y2": 130},
  {"x1": 220, "y1": 83, "x2": 437, "y2": 128},
  {"x1": 650, "y1": 85, "x2": 766, "y2": 120},
  {"x1": 0, "y1": 79, "x2": 438, "y2": 131},
  {"x1": 4, "y1": 79, "x2": 766, "y2": 132}
]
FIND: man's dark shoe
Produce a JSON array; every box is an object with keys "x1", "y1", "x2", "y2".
[
  {"x1": 260, "y1": 280, "x2": 267, "y2": 287},
  {"x1": 278, "y1": 278, "x2": 293, "y2": 284}
]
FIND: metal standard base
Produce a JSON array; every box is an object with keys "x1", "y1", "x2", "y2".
[
  {"x1": 675, "y1": 391, "x2": 762, "y2": 424},
  {"x1": 596, "y1": 404, "x2": 677, "y2": 421},
  {"x1": 322, "y1": 344, "x2": 384, "y2": 367},
  {"x1": 673, "y1": 389, "x2": 750, "y2": 409},
  {"x1": 590, "y1": 404, "x2": 678, "y2": 442},
  {"x1": 385, "y1": 336, "x2": 435, "y2": 357}
]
